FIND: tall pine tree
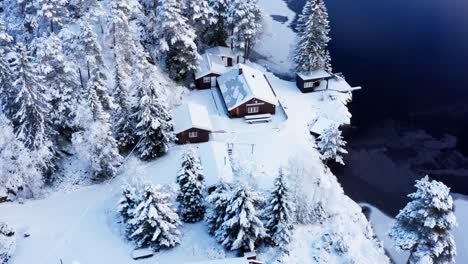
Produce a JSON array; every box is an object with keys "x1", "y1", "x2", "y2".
[
  {"x1": 151, "y1": 0, "x2": 200, "y2": 80},
  {"x1": 129, "y1": 184, "x2": 181, "y2": 251},
  {"x1": 0, "y1": 18, "x2": 16, "y2": 119},
  {"x1": 264, "y1": 168, "x2": 294, "y2": 252},
  {"x1": 389, "y1": 176, "x2": 457, "y2": 264},
  {"x1": 294, "y1": 0, "x2": 332, "y2": 72},
  {"x1": 35, "y1": 0, "x2": 69, "y2": 33},
  {"x1": 215, "y1": 182, "x2": 267, "y2": 253},
  {"x1": 316, "y1": 125, "x2": 347, "y2": 166},
  {"x1": 206, "y1": 181, "x2": 232, "y2": 235},
  {"x1": 177, "y1": 148, "x2": 206, "y2": 223},
  {"x1": 9, "y1": 43, "x2": 56, "y2": 173},
  {"x1": 225, "y1": 0, "x2": 262, "y2": 60},
  {"x1": 134, "y1": 78, "x2": 174, "y2": 160},
  {"x1": 206, "y1": 0, "x2": 229, "y2": 46}
]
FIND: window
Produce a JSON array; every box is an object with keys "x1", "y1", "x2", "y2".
[
  {"x1": 203, "y1": 77, "x2": 211, "y2": 83},
  {"x1": 304, "y1": 81, "x2": 314, "y2": 88},
  {"x1": 247, "y1": 106, "x2": 260, "y2": 114},
  {"x1": 189, "y1": 131, "x2": 198, "y2": 138}
]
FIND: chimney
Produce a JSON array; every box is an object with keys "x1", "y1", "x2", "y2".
[{"x1": 239, "y1": 68, "x2": 243, "y2": 75}]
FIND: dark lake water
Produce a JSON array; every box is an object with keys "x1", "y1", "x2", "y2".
[{"x1": 286, "y1": 0, "x2": 468, "y2": 215}]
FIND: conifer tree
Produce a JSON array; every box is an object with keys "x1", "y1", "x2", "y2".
[
  {"x1": 264, "y1": 168, "x2": 294, "y2": 252},
  {"x1": 206, "y1": 182, "x2": 232, "y2": 234},
  {"x1": 134, "y1": 78, "x2": 175, "y2": 160},
  {"x1": 206, "y1": 0, "x2": 229, "y2": 46},
  {"x1": 177, "y1": 148, "x2": 206, "y2": 223},
  {"x1": 0, "y1": 114, "x2": 43, "y2": 201},
  {"x1": 9, "y1": 43, "x2": 56, "y2": 173},
  {"x1": 294, "y1": 0, "x2": 332, "y2": 72},
  {"x1": 112, "y1": 54, "x2": 136, "y2": 150},
  {"x1": 38, "y1": 35, "x2": 80, "y2": 130},
  {"x1": 389, "y1": 176, "x2": 457, "y2": 264},
  {"x1": 35, "y1": 0, "x2": 69, "y2": 33},
  {"x1": 316, "y1": 125, "x2": 347, "y2": 166},
  {"x1": 215, "y1": 182, "x2": 267, "y2": 253},
  {"x1": 0, "y1": 18, "x2": 16, "y2": 119},
  {"x1": 129, "y1": 184, "x2": 181, "y2": 251},
  {"x1": 225, "y1": 0, "x2": 263, "y2": 60},
  {"x1": 152, "y1": 0, "x2": 200, "y2": 80},
  {"x1": 186, "y1": 0, "x2": 215, "y2": 42},
  {"x1": 118, "y1": 183, "x2": 140, "y2": 235}
]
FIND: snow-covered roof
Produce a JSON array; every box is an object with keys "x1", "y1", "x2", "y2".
[
  {"x1": 217, "y1": 64, "x2": 278, "y2": 110},
  {"x1": 184, "y1": 257, "x2": 249, "y2": 264},
  {"x1": 195, "y1": 46, "x2": 238, "y2": 79},
  {"x1": 204, "y1": 46, "x2": 236, "y2": 58},
  {"x1": 316, "y1": 77, "x2": 362, "y2": 93},
  {"x1": 309, "y1": 116, "x2": 338, "y2": 135},
  {"x1": 297, "y1": 69, "x2": 332, "y2": 80},
  {"x1": 173, "y1": 103, "x2": 213, "y2": 134},
  {"x1": 199, "y1": 142, "x2": 234, "y2": 186}
]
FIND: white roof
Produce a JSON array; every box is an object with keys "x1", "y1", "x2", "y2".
[
  {"x1": 199, "y1": 142, "x2": 233, "y2": 186},
  {"x1": 184, "y1": 257, "x2": 248, "y2": 264},
  {"x1": 217, "y1": 64, "x2": 278, "y2": 110},
  {"x1": 173, "y1": 103, "x2": 213, "y2": 134},
  {"x1": 309, "y1": 116, "x2": 338, "y2": 135},
  {"x1": 204, "y1": 46, "x2": 236, "y2": 58},
  {"x1": 316, "y1": 77, "x2": 362, "y2": 93},
  {"x1": 297, "y1": 69, "x2": 332, "y2": 80}
]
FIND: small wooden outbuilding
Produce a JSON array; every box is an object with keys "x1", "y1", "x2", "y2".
[
  {"x1": 173, "y1": 103, "x2": 213, "y2": 144},
  {"x1": 194, "y1": 46, "x2": 240, "y2": 89},
  {"x1": 217, "y1": 64, "x2": 277, "y2": 118},
  {"x1": 296, "y1": 69, "x2": 332, "y2": 93}
]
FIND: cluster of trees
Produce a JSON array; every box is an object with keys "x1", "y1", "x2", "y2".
[
  {"x1": 0, "y1": 222, "x2": 15, "y2": 264},
  {"x1": 141, "y1": 0, "x2": 263, "y2": 80},
  {"x1": 0, "y1": 0, "x2": 265, "y2": 201},
  {"x1": 118, "y1": 148, "x2": 297, "y2": 257}
]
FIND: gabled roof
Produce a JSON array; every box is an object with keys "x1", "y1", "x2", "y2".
[
  {"x1": 217, "y1": 64, "x2": 278, "y2": 111},
  {"x1": 173, "y1": 103, "x2": 213, "y2": 134},
  {"x1": 297, "y1": 69, "x2": 332, "y2": 81},
  {"x1": 195, "y1": 46, "x2": 237, "y2": 79}
]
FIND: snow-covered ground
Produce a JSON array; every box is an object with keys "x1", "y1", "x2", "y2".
[{"x1": 364, "y1": 195, "x2": 468, "y2": 263}]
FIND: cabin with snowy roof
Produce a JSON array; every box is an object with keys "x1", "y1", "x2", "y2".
[
  {"x1": 173, "y1": 103, "x2": 213, "y2": 144},
  {"x1": 296, "y1": 69, "x2": 332, "y2": 93},
  {"x1": 194, "y1": 46, "x2": 241, "y2": 89},
  {"x1": 217, "y1": 64, "x2": 278, "y2": 118}
]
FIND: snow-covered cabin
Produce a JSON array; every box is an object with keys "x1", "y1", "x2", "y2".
[
  {"x1": 194, "y1": 46, "x2": 241, "y2": 89},
  {"x1": 173, "y1": 103, "x2": 213, "y2": 144},
  {"x1": 296, "y1": 69, "x2": 332, "y2": 93},
  {"x1": 217, "y1": 64, "x2": 278, "y2": 118}
]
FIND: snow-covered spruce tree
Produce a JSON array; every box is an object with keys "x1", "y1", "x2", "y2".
[
  {"x1": 118, "y1": 183, "x2": 140, "y2": 235},
  {"x1": 79, "y1": 21, "x2": 114, "y2": 111},
  {"x1": 177, "y1": 148, "x2": 206, "y2": 223},
  {"x1": 294, "y1": 0, "x2": 332, "y2": 72},
  {"x1": 0, "y1": 222, "x2": 15, "y2": 264},
  {"x1": 35, "y1": 0, "x2": 69, "y2": 33},
  {"x1": 134, "y1": 78, "x2": 175, "y2": 160},
  {"x1": 206, "y1": 0, "x2": 229, "y2": 46},
  {"x1": 388, "y1": 176, "x2": 457, "y2": 264},
  {"x1": 215, "y1": 182, "x2": 267, "y2": 253},
  {"x1": 0, "y1": 18, "x2": 16, "y2": 119},
  {"x1": 152, "y1": 0, "x2": 200, "y2": 80},
  {"x1": 37, "y1": 34, "x2": 80, "y2": 130},
  {"x1": 205, "y1": 181, "x2": 232, "y2": 235},
  {"x1": 0, "y1": 114, "x2": 43, "y2": 201},
  {"x1": 72, "y1": 89, "x2": 123, "y2": 182},
  {"x1": 109, "y1": 0, "x2": 134, "y2": 63},
  {"x1": 112, "y1": 54, "x2": 136, "y2": 151},
  {"x1": 316, "y1": 125, "x2": 347, "y2": 166},
  {"x1": 264, "y1": 168, "x2": 294, "y2": 252},
  {"x1": 185, "y1": 0, "x2": 215, "y2": 42},
  {"x1": 9, "y1": 43, "x2": 56, "y2": 173},
  {"x1": 225, "y1": 0, "x2": 262, "y2": 60},
  {"x1": 129, "y1": 184, "x2": 181, "y2": 251}
]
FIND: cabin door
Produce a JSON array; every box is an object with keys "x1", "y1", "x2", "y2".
[{"x1": 211, "y1": 77, "x2": 217, "y2": 87}]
